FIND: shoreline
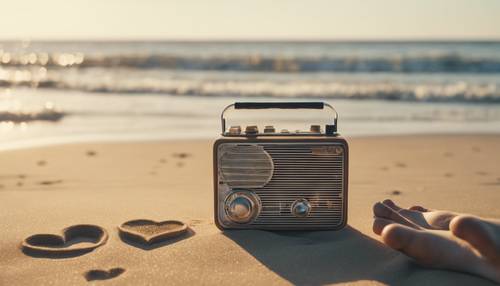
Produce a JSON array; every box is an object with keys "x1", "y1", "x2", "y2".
[
  {"x1": 2, "y1": 88, "x2": 500, "y2": 153},
  {"x1": 1, "y1": 134, "x2": 499, "y2": 285},
  {"x1": 2, "y1": 132, "x2": 500, "y2": 152}
]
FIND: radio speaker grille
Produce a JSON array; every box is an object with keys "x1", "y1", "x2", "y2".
[{"x1": 219, "y1": 145, "x2": 274, "y2": 188}]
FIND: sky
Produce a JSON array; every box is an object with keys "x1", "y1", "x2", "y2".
[{"x1": 1, "y1": 0, "x2": 499, "y2": 40}]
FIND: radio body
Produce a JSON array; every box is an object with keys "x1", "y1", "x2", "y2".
[{"x1": 214, "y1": 102, "x2": 348, "y2": 230}]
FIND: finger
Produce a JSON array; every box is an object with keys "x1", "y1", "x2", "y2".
[
  {"x1": 381, "y1": 224, "x2": 418, "y2": 251},
  {"x1": 382, "y1": 224, "x2": 486, "y2": 274},
  {"x1": 383, "y1": 199, "x2": 425, "y2": 218},
  {"x1": 450, "y1": 216, "x2": 498, "y2": 262},
  {"x1": 373, "y1": 202, "x2": 422, "y2": 229},
  {"x1": 409, "y1": 206, "x2": 429, "y2": 212},
  {"x1": 373, "y1": 217, "x2": 394, "y2": 235},
  {"x1": 382, "y1": 199, "x2": 402, "y2": 211}
]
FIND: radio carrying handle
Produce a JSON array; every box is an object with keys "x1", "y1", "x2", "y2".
[{"x1": 221, "y1": 102, "x2": 339, "y2": 135}]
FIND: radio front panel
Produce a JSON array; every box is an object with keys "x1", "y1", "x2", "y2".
[{"x1": 214, "y1": 139, "x2": 348, "y2": 230}]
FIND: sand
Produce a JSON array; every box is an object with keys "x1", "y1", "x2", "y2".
[{"x1": 0, "y1": 135, "x2": 499, "y2": 285}]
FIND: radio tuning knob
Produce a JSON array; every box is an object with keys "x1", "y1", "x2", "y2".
[
  {"x1": 228, "y1": 197, "x2": 252, "y2": 221},
  {"x1": 264, "y1": 125, "x2": 275, "y2": 133},
  {"x1": 245, "y1": 125, "x2": 259, "y2": 135},
  {"x1": 225, "y1": 191, "x2": 260, "y2": 223},
  {"x1": 310, "y1": 125, "x2": 321, "y2": 133},
  {"x1": 229, "y1": 125, "x2": 241, "y2": 135},
  {"x1": 291, "y1": 199, "x2": 311, "y2": 218}
]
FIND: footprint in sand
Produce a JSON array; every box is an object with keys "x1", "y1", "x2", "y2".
[
  {"x1": 172, "y1": 153, "x2": 190, "y2": 167},
  {"x1": 189, "y1": 219, "x2": 204, "y2": 226},
  {"x1": 389, "y1": 190, "x2": 402, "y2": 195},
  {"x1": 86, "y1": 150, "x2": 97, "y2": 157},
  {"x1": 395, "y1": 162, "x2": 407, "y2": 168},
  {"x1": 38, "y1": 180, "x2": 63, "y2": 186},
  {"x1": 443, "y1": 152, "x2": 454, "y2": 157},
  {"x1": 37, "y1": 160, "x2": 47, "y2": 166},
  {"x1": 444, "y1": 173, "x2": 454, "y2": 178},
  {"x1": 84, "y1": 267, "x2": 125, "y2": 281},
  {"x1": 15, "y1": 174, "x2": 27, "y2": 187},
  {"x1": 21, "y1": 224, "x2": 108, "y2": 258},
  {"x1": 118, "y1": 219, "x2": 190, "y2": 249},
  {"x1": 172, "y1": 152, "x2": 190, "y2": 159},
  {"x1": 159, "y1": 158, "x2": 167, "y2": 164},
  {"x1": 476, "y1": 171, "x2": 488, "y2": 176}
]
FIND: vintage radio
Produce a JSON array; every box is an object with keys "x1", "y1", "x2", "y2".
[{"x1": 213, "y1": 102, "x2": 348, "y2": 230}]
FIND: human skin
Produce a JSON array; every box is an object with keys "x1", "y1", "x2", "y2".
[{"x1": 372, "y1": 199, "x2": 500, "y2": 283}]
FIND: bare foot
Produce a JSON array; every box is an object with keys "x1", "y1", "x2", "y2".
[{"x1": 373, "y1": 199, "x2": 500, "y2": 283}]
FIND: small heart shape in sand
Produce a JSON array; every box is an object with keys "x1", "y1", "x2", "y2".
[
  {"x1": 118, "y1": 219, "x2": 188, "y2": 245},
  {"x1": 84, "y1": 267, "x2": 125, "y2": 281},
  {"x1": 21, "y1": 224, "x2": 108, "y2": 257}
]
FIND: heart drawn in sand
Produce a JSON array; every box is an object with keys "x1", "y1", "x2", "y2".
[
  {"x1": 118, "y1": 219, "x2": 188, "y2": 245},
  {"x1": 21, "y1": 224, "x2": 108, "y2": 257}
]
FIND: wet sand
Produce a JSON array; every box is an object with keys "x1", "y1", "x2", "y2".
[{"x1": 0, "y1": 135, "x2": 499, "y2": 285}]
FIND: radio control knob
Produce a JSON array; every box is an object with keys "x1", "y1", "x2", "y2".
[
  {"x1": 291, "y1": 199, "x2": 311, "y2": 218},
  {"x1": 245, "y1": 125, "x2": 259, "y2": 135},
  {"x1": 225, "y1": 191, "x2": 260, "y2": 223},
  {"x1": 228, "y1": 197, "x2": 252, "y2": 221},
  {"x1": 229, "y1": 126, "x2": 242, "y2": 135},
  {"x1": 264, "y1": 125, "x2": 275, "y2": 133},
  {"x1": 310, "y1": 125, "x2": 321, "y2": 133}
]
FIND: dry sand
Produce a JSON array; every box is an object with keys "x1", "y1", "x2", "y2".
[{"x1": 0, "y1": 135, "x2": 499, "y2": 285}]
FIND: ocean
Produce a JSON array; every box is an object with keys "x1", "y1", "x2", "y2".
[{"x1": 1, "y1": 40, "x2": 500, "y2": 149}]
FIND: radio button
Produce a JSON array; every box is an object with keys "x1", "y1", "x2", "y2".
[
  {"x1": 310, "y1": 125, "x2": 321, "y2": 133},
  {"x1": 264, "y1": 125, "x2": 276, "y2": 133},
  {"x1": 291, "y1": 199, "x2": 311, "y2": 218},
  {"x1": 245, "y1": 125, "x2": 259, "y2": 135},
  {"x1": 229, "y1": 126, "x2": 242, "y2": 135}
]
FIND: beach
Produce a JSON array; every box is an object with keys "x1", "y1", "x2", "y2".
[
  {"x1": 1, "y1": 134, "x2": 499, "y2": 285},
  {"x1": 1, "y1": 4, "x2": 500, "y2": 285}
]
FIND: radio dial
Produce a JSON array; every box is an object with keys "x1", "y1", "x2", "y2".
[
  {"x1": 225, "y1": 191, "x2": 260, "y2": 223},
  {"x1": 291, "y1": 199, "x2": 311, "y2": 218},
  {"x1": 229, "y1": 197, "x2": 252, "y2": 220}
]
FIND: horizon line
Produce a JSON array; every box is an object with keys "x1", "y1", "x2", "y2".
[{"x1": 1, "y1": 37, "x2": 500, "y2": 43}]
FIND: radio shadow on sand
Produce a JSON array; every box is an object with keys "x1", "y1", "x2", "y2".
[{"x1": 223, "y1": 226, "x2": 409, "y2": 285}]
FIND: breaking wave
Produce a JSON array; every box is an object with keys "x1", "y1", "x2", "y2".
[
  {"x1": 0, "y1": 74, "x2": 499, "y2": 103},
  {"x1": 2, "y1": 52, "x2": 500, "y2": 73},
  {"x1": 1, "y1": 41, "x2": 500, "y2": 103},
  {"x1": 0, "y1": 107, "x2": 65, "y2": 123}
]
